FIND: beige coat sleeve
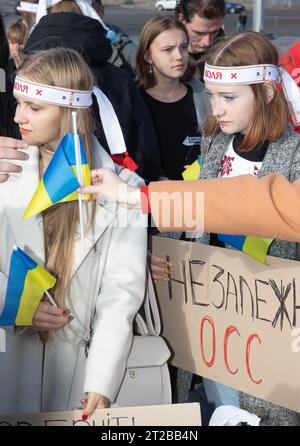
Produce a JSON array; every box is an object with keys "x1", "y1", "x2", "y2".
[{"x1": 149, "y1": 174, "x2": 300, "y2": 242}]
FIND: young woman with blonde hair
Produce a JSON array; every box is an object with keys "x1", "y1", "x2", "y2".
[{"x1": 0, "y1": 47, "x2": 147, "y2": 418}]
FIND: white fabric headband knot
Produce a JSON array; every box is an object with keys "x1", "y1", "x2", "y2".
[
  {"x1": 13, "y1": 76, "x2": 127, "y2": 155},
  {"x1": 17, "y1": 0, "x2": 109, "y2": 31},
  {"x1": 204, "y1": 63, "x2": 300, "y2": 126}
]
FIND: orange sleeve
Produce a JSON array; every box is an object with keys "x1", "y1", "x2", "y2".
[{"x1": 148, "y1": 175, "x2": 300, "y2": 242}]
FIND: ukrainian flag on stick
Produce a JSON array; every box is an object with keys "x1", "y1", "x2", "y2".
[
  {"x1": 217, "y1": 234, "x2": 274, "y2": 264},
  {"x1": 23, "y1": 133, "x2": 91, "y2": 220},
  {"x1": 0, "y1": 247, "x2": 56, "y2": 326}
]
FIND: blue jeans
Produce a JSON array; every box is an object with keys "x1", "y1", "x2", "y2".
[{"x1": 188, "y1": 378, "x2": 240, "y2": 426}]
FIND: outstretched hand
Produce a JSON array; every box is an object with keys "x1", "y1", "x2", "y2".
[{"x1": 78, "y1": 168, "x2": 140, "y2": 208}]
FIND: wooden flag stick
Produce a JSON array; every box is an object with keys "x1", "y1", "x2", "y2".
[
  {"x1": 45, "y1": 290, "x2": 74, "y2": 318},
  {"x1": 71, "y1": 111, "x2": 84, "y2": 241},
  {"x1": 45, "y1": 290, "x2": 58, "y2": 308}
]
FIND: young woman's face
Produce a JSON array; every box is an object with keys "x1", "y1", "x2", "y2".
[
  {"x1": 147, "y1": 28, "x2": 189, "y2": 81},
  {"x1": 14, "y1": 87, "x2": 62, "y2": 150},
  {"x1": 205, "y1": 83, "x2": 255, "y2": 134}
]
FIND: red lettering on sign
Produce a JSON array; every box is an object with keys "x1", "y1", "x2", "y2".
[
  {"x1": 200, "y1": 316, "x2": 216, "y2": 368},
  {"x1": 199, "y1": 316, "x2": 263, "y2": 385},
  {"x1": 224, "y1": 325, "x2": 240, "y2": 375},
  {"x1": 246, "y1": 334, "x2": 262, "y2": 385},
  {"x1": 231, "y1": 73, "x2": 237, "y2": 79}
]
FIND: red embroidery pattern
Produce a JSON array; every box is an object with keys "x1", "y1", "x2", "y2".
[{"x1": 220, "y1": 155, "x2": 235, "y2": 177}]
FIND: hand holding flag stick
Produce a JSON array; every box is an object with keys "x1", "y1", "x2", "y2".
[
  {"x1": 72, "y1": 111, "x2": 84, "y2": 241},
  {"x1": 0, "y1": 246, "x2": 57, "y2": 326},
  {"x1": 0, "y1": 246, "x2": 75, "y2": 327},
  {"x1": 45, "y1": 289, "x2": 73, "y2": 320}
]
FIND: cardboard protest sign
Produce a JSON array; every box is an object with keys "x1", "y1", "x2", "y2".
[
  {"x1": 0, "y1": 403, "x2": 201, "y2": 426},
  {"x1": 152, "y1": 236, "x2": 300, "y2": 413}
]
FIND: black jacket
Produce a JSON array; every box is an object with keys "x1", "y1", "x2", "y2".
[{"x1": 23, "y1": 12, "x2": 162, "y2": 181}]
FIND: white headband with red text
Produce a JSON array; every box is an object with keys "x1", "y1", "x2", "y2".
[
  {"x1": 204, "y1": 64, "x2": 280, "y2": 84},
  {"x1": 14, "y1": 76, "x2": 93, "y2": 108},
  {"x1": 204, "y1": 63, "x2": 300, "y2": 126},
  {"x1": 13, "y1": 76, "x2": 127, "y2": 155}
]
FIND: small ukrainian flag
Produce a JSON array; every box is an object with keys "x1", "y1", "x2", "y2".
[
  {"x1": 0, "y1": 247, "x2": 56, "y2": 326},
  {"x1": 217, "y1": 234, "x2": 274, "y2": 264},
  {"x1": 182, "y1": 157, "x2": 201, "y2": 181},
  {"x1": 23, "y1": 133, "x2": 91, "y2": 220}
]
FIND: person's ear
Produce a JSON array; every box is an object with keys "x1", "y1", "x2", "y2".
[
  {"x1": 144, "y1": 50, "x2": 151, "y2": 64},
  {"x1": 264, "y1": 81, "x2": 276, "y2": 103}
]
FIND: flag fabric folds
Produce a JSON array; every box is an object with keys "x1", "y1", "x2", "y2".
[
  {"x1": 23, "y1": 133, "x2": 91, "y2": 220},
  {"x1": 0, "y1": 247, "x2": 56, "y2": 326},
  {"x1": 217, "y1": 234, "x2": 274, "y2": 264},
  {"x1": 182, "y1": 157, "x2": 201, "y2": 181}
]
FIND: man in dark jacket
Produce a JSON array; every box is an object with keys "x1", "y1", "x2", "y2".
[
  {"x1": 22, "y1": 13, "x2": 162, "y2": 181},
  {"x1": 175, "y1": 0, "x2": 225, "y2": 81}
]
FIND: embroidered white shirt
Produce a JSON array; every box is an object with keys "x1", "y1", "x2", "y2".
[{"x1": 218, "y1": 137, "x2": 263, "y2": 178}]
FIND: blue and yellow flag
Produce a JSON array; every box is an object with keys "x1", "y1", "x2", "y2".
[
  {"x1": 217, "y1": 234, "x2": 274, "y2": 264},
  {"x1": 23, "y1": 133, "x2": 91, "y2": 220},
  {"x1": 182, "y1": 157, "x2": 201, "y2": 181},
  {"x1": 0, "y1": 247, "x2": 56, "y2": 326}
]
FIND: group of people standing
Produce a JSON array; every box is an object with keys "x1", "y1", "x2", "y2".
[{"x1": 0, "y1": 0, "x2": 300, "y2": 426}]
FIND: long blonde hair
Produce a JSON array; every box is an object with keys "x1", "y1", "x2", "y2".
[{"x1": 17, "y1": 48, "x2": 95, "y2": 334}]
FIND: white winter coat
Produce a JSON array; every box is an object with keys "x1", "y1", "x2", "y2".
[{"x1": 0, "y1": 141, "x2": 147, "y2": 414}]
